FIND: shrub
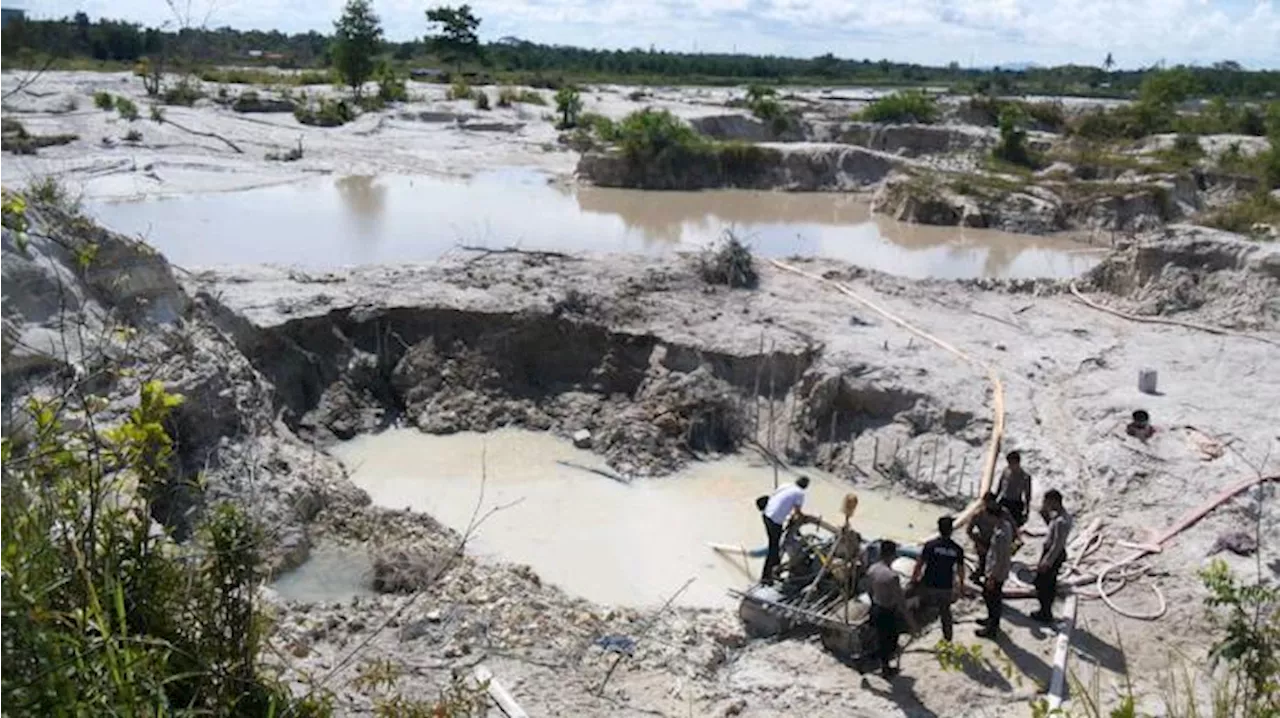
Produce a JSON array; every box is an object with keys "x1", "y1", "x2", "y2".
[
  {"x1": 1203, "y1": 192, "x2": 1280, "y2": 237},
  {"x1": 94, "y1": 91, "x2": 114, "y2": 110},
  {"x1": 2, "y1": 117, "x2": 27, "y2": 137},
  {"x1": 992, "y1": 106, "x2": 1040, "y2": 168},
  {"x1": 123, "y1": 129, "x2": 143, "y2": 143},
  {"x1": 555, "y1": 86, "x2": 583, "y2": 129},
  {"x1": 150, "y1": 104, "x2": 165, "y2": 122},
  {"x1": 1, "y1": 382, "x2": 316, "y2": 716},
  {"x1": 115, "y1": 96, "x2": 140, "y2": 121},
  {"x1": 161, "y1": 78, "x2": 204, "y2": 106},
  {"x1": 473, "y1": 91, "x2": 490, "y2": 111},
  {"x1": 699, "y1": 231, "x2": 758, "y2": 288},
  {"x1": 294, "y1": 97, "x2": 355, "y2": 127},
  {"x1": 25, "y1": 176, "x2": 75, "y2": 210},
  {"x1": 516, "y1": 89, "x2": 546, "y2": 105},
  {"x1": 446, "y1": 78, "x2": 472, "y2": 101},
  {"x1": 578, "y1": 111, "x2": 618, "y2": 142},
  {"x1": 617, "y1": 107, "x2": 706, "y2": 161},
  {"x1": 497, "y1": 86, "x2": 518, "y2": 107},
  {"x1": 375, "y1": 64, "x2": 408, "y2": 103},
  {"x1": 969, "y1": 96, "x2": 1066, "y2": 132},
  {"x1": 858, "y1": 90, "x2": 938, "y2": 124}
]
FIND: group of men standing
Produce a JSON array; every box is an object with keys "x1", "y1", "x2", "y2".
[{"x1": 757, "y1": 450, "x2": 1074, "y2": 678}]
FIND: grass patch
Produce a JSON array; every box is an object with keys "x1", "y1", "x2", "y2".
[
  {"x1": 94, "y1": 91, "x2": 115, "y2": 111},
  {"x1": 375, "y1": 65, "x2": 408, "y2": 103},
  {"x1": 856, "y1": 90, "x2": 938, "y2": 124},
  {"x1": 293, "y1": 97, "x2": 355, "y2": 127},
  {"x1": 3, "y1": 119, "x2": 79, "y2": 154},
  {"x1": 1202, "y1": 192, "x2": 1280, "y2": 237},
  {"x1": 123, "y1": 129, "x2": 143, "y2": 143},
  {"x1": 446, "y1": 78, "x2": 473, "y2": 101},
  {"x1": 610, "y1": 108, "x2": 781, "y2": 188},
  {"x1": 473, "y1": 91, "x2": 490, "y2": 110}
]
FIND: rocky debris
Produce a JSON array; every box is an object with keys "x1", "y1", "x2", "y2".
[
  {"x1": 1078, "y1": 225, "x2": 1280, "y2": 329},
  {"x1": 573, "y1": 429, "x2": 593, "y2": 448},
  {"x1": 870, "y1": 170, "x2": 1065, "y2": 234},
  {"x1": 372, "y1": 546, "x2": 450, "y2": 593},
  {"x1": 832, "y1": 122, "x2": 995, "y2": 157},
  {"x1": 688, "y1": 114, "x2": 777, "y2": 142},
  {"x1": 1211, "y1": 530, "x2": 1258, "y2": 556}
]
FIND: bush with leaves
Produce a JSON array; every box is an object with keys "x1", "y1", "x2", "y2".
[
  {"x1": 1, "y1": 381, "x2": 320, "y2": 716},
  {"x1": 115, "y1": 96, "x2": 140, "y2": 121},
  {"x1": 294, "y1": 97, "x2": 355, "y2": 127},
  {"x1": 555, "y1": 85, "x2": 583, "y2": 129},
  {"x1": 698, "y1": 232, "x2": 758, "y2": 288},
  {"x1": 94, "y1": 91, "x2": 115, "y2": 110},
  {"x1": 858, "y1": 90, "x2": 939, "y2": 124},
  {"x1": 991, "y1": 106, "x2": 1041, "y2": 168},
  {"x1": 447, "y1": 78, "x2": 473, "y2": 101},
  {"x1": 473, "y1": 91, "x2": 490, "y2": 110},
  {"x1": 162, "y1": 78, "x2": 205, "y2": 106},
  {"x1": 375, "y1": 63, "x2": 408, "y2": 103}
]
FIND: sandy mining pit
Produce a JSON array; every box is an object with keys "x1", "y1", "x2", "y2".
[{"x1": 4, "y1": 69, "x2": 1280, "y2": 717}]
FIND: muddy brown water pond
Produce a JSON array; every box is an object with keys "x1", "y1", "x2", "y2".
[
  {"x1": 323, "y1": 428, "x2": 946, "y2": 609},
  {"x1": 88, "y1": 170, "x2": 1101, "y2": 279}
]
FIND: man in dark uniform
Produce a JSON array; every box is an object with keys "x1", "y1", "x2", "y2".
[{"x1": 910, "y1": 516, "x2": 965, "y2": 642}]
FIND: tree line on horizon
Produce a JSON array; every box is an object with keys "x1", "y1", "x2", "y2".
[{"x1": 4, "y1": 7, "x2": 1280, "y2": 99}]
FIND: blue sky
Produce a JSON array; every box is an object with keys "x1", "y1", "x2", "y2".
[{"x1": 22, "y1": 0, "x2": 1280, "y2": 68}]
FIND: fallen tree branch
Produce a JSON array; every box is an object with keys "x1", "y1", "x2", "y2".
[
  {"x1": 459, "y1": 244, "x2": 578, "y2": 263},
  {"x1": 159, "y1": 117, "x2": 244, "y2": 154}
]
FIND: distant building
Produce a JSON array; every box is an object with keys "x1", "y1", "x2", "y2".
[{"x1": 2, "y1": 8, "x2": 26, "y2": 28}]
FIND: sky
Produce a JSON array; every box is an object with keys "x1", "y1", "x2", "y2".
[{"x1": 19, "y1": 0, "x2": 1280, "y2": 69}]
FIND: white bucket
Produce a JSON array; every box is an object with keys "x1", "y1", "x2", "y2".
[{"x1": 1138, "y1": 369, "x2": 1158, "y2": 395}]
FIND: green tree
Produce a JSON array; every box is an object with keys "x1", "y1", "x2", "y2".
[
  {"x1": 555, "y1": 85, "x2": 583, "y2": 129},
  {"x1": 425, "y1": 4, "x2": 480, "y2": 74},
  {"x1": 1104, "y1": 52, "x2": 1114, "y2": 72},
  {"x1": 332, "y1": 0, "x2": 383, "y2": 98}
]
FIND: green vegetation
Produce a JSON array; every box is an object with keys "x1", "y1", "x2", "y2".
[
  {"x1": 375, "y1": 63, "x2": 408, "y2": 102},
  {"x1": 425, "y1": 4, "x2": 481, "y2": 73},
  {"x1": 473, "y1": 90, "x2": 490, "y2": 110},
  {"x1": 149, "y1": 104, "x2": 165, "y2": 122},
  {"x1": 744, "y1": 84, "x2": 794, "y2": 135},
  {"x1": 497, "y1": 86, "x2": 546, "y2": 106},
  {"x1": 25, "y1": 176, "x2": 76, "y2": 210},
  {"x1": 1204, "y1": 193, "x2": 1280, "y2": 238},
  {"x1": 555, "y1": 86, "x2": 584, "y2": 129},
  {"x1": 161, "y1": 78, "x2": 205, "y2": 106},
  {"x1": 857, "y1": 90, "x2": 939, "y2": 124},
  {"x1": 294, "y1": 97, "x2": 355, "y2": 126},
  {"x1": 991, "y1": 106, "x2": 1041, "y2": 169},
  {"x1": 332, "y1": 0, "x2": 383, "y2": 98},
  {"x1": 94, "y1": 91, "x2": 115, "y2": 110},
  {"x1": 114, "y1": 96, "x2": 140, "y2": 121},
  {"x1": 2, "y1": 381, "x2": 321, "y2": 716},
  {"x1": 198, "y1": 67, "x2": 334, "y2": 86},
  {"x1": 967, "y1": 96, "x2": 1066, "y2": 132},
  {"x1": 699, "y1": 232, "x2": 758, "y2": 288},
  {"x1": 447, "y1": 78, "x2": 474, "y2": 100},
  {"x1": 609, "y1": 108, "x2": 780, "y2": 189},
  {"x1": 0, "y1": 120, "x2": 76, "y2": 155},
  {"x1": 124, "y1": 128, "x2": 143, "y2": 143}
]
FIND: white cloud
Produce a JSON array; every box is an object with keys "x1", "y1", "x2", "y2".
[{"x1": 25, "y1": 0, "x2": 1280, "y2": 67}]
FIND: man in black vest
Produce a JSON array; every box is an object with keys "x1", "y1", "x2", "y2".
[{"x1": 910, "y1": 516, "x2": 965, "y2": 642}]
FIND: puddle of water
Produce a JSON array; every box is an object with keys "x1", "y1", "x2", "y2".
[
  {"x1": 86, "y1": 170, "x2": 1100, "y2": 279},
  {"x1": 271, "y1": 545, "x2": 376, "y2": 603},
  {"x1": 331, "y1": 427, "x2": 946, "y2": 609}
]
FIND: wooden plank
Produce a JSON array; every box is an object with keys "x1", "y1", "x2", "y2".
[{"x1": 474, "y1": 664, "x2": 530, "y2": 718}]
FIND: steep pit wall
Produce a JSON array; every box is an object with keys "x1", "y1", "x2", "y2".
[{"x1": 576, "y1": 142, "x2": 908, "y2": 191}]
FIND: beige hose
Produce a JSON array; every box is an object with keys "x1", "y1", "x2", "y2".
[
  {"x1": 769, "y1": 259, "x2": 1005, "y2": 528},
  {"x1": 1069, "y1": 282, "x2": 1279, "y2": 348}
]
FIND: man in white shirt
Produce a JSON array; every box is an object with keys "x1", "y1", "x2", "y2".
[{"x1": 759, "y1": 476, "x2": 811, "y2": 584}]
